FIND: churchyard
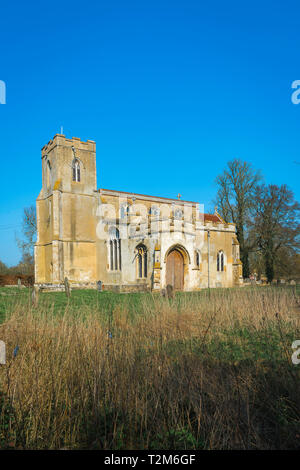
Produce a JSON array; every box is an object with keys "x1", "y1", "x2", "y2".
[{"x1": 0, "y1": 285, "x2": 299, "y2": 449}]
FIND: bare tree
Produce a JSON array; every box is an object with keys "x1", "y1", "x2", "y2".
[
  {"x1": 0, "y1": 260, "x2": 8, "y2": 274},
  {"x1": 215, "y1": 159, "x2": 261, "y2": 278},
  {"x1": 16, "y1": 205, "x2": 37, "y2": 272},
  {"x1": 251, "y1": 184, "x2": 300, "y2": 283},
  {"x1": 272, "y1": 246, "x2": 300, "y2": 280}
]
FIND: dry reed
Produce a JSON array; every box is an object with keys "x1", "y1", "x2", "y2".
[{"x1": 0, "y1": 287, "x2": 299, "y2": 449}]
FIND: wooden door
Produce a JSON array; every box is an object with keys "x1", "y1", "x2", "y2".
[{"x1": 166, "y1": 249, "x2": 184, "y2": 290}]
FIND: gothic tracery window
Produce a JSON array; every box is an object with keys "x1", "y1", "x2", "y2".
[{"x1": 109, "y1": 227, "x2": 121, "y2": 271}]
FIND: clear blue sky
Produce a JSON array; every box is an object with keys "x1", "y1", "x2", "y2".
[{"x1": 1, "y1": 0, "x2": 300, "y2": 266}]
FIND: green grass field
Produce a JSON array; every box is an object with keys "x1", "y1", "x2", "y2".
[
  {"x1": 0, "y1": 285, "x2": 299, "y2": 366},
  {"x1": 1, "y1": 284, "x2": 298, "y2": 319},
  {"x1": 0, "y1": 285, "x2": 299, "y2": 449}
]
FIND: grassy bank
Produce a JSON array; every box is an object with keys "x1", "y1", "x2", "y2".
[{"x1": 0, "y1": 286, "x2": 299, "y2": 449}]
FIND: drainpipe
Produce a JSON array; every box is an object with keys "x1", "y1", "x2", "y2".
[{"x1": 207, "y1": 230, "x2": 210, "y2": 289}]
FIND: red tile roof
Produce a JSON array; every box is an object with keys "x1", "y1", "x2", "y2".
[{"x1": 203, "y1": 213, "x2": 222, "y2": 223}]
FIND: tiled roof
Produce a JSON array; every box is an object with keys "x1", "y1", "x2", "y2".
[{"x1": 203, "y1": 214, "x2": 222, "y2": 223}]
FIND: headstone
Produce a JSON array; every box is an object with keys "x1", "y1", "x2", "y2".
[
  {"x1": 17, "y1": 278, "x2": 21, "y2": 289},
  {"x1": 290, "y1": 280, "x2": 296, "y2": 286},
  {"x1": 166, "y1": 284, "x2": 174, "y2": 299},
  {"x1": 97, "y1": 280, "x2": 103, "y2": 292},
  {"x1": 160, "y1": 288, "x2": 166, "y2": 298},
  {"x1": 0, "y1": 340, "x2": 5, "y2": 365},
  {"x1": 64, "y1": 277, "x2": 71, "y2": 298},
  {"x1": 32, "y1": 285, "x2": 39, "y2": 307}
]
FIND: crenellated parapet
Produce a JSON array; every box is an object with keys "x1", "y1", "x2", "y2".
[{"x1": 42, "y1": 134, "x2": 96, "y2": 156}]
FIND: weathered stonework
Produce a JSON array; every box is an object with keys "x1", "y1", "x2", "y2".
[{"x1": 35, "y1": 134, "x2": 243, "y2": 292}]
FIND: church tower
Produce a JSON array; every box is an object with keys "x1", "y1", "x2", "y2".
[{"x1": 35, "y1": 134, "x2": 98, "y2": 288}]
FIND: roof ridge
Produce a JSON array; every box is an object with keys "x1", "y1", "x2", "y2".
[{"x1": 99, "y1": 188, "x2": 198, "y2": 204}]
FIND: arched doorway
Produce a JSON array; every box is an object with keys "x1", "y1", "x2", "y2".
[{"x1": 166, "y1": 249, "x2": 184, "y2": 290}]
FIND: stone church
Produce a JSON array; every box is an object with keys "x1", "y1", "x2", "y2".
[{"x1": 34, "y1": 134, "x2": 243, "y2": 291}]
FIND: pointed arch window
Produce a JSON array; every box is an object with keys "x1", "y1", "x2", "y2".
[
  {"x1": 217, "y1": 251, "x2": 224, "y2": 272},
  {"x1": 120, "y1": 204, "x2": 130, "y2": 219},
  {"x1": 137, "y1": 244, "x2": 147, "y2": 278},
  {"x1": 46, "y1": 160, "x2": 51, "y2": 188},
  {"x1": 72, "y1": 159, "x2": 81, "y2": 182},
  {"x1": 109, "y1": 227, "x2": 121, "y2": 271}
]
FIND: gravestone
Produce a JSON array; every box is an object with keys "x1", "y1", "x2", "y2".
[
  {"x1": 166, "y1": 284, "x2": 174, "y2": 299},
  {"x1": 64, "y1": 277, "x2": 71, "y2": 298},
  {"x1": 32, "y1": 286, "x2": 39, "y2": 307},
  {"x1": 290, "y1": 280, "x2": 296, "y2": 286},
  {"x1": 17, "y1": 278, "x2": 21, "y2": 289},
  {"x1": 97, "y1": 280, "x2": 103, "y2": 292},
  {"x1": 0, "y1": 340, "x2": 5, "y2": 365}
]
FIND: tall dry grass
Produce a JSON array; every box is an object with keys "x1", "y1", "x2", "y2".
[{"x1": 0, "y1": 287, "x2": 299, "y2": 449}]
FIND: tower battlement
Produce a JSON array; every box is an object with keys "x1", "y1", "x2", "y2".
[{"x1": 42, "y1": 134, "x2": 96, "y2": 156}]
